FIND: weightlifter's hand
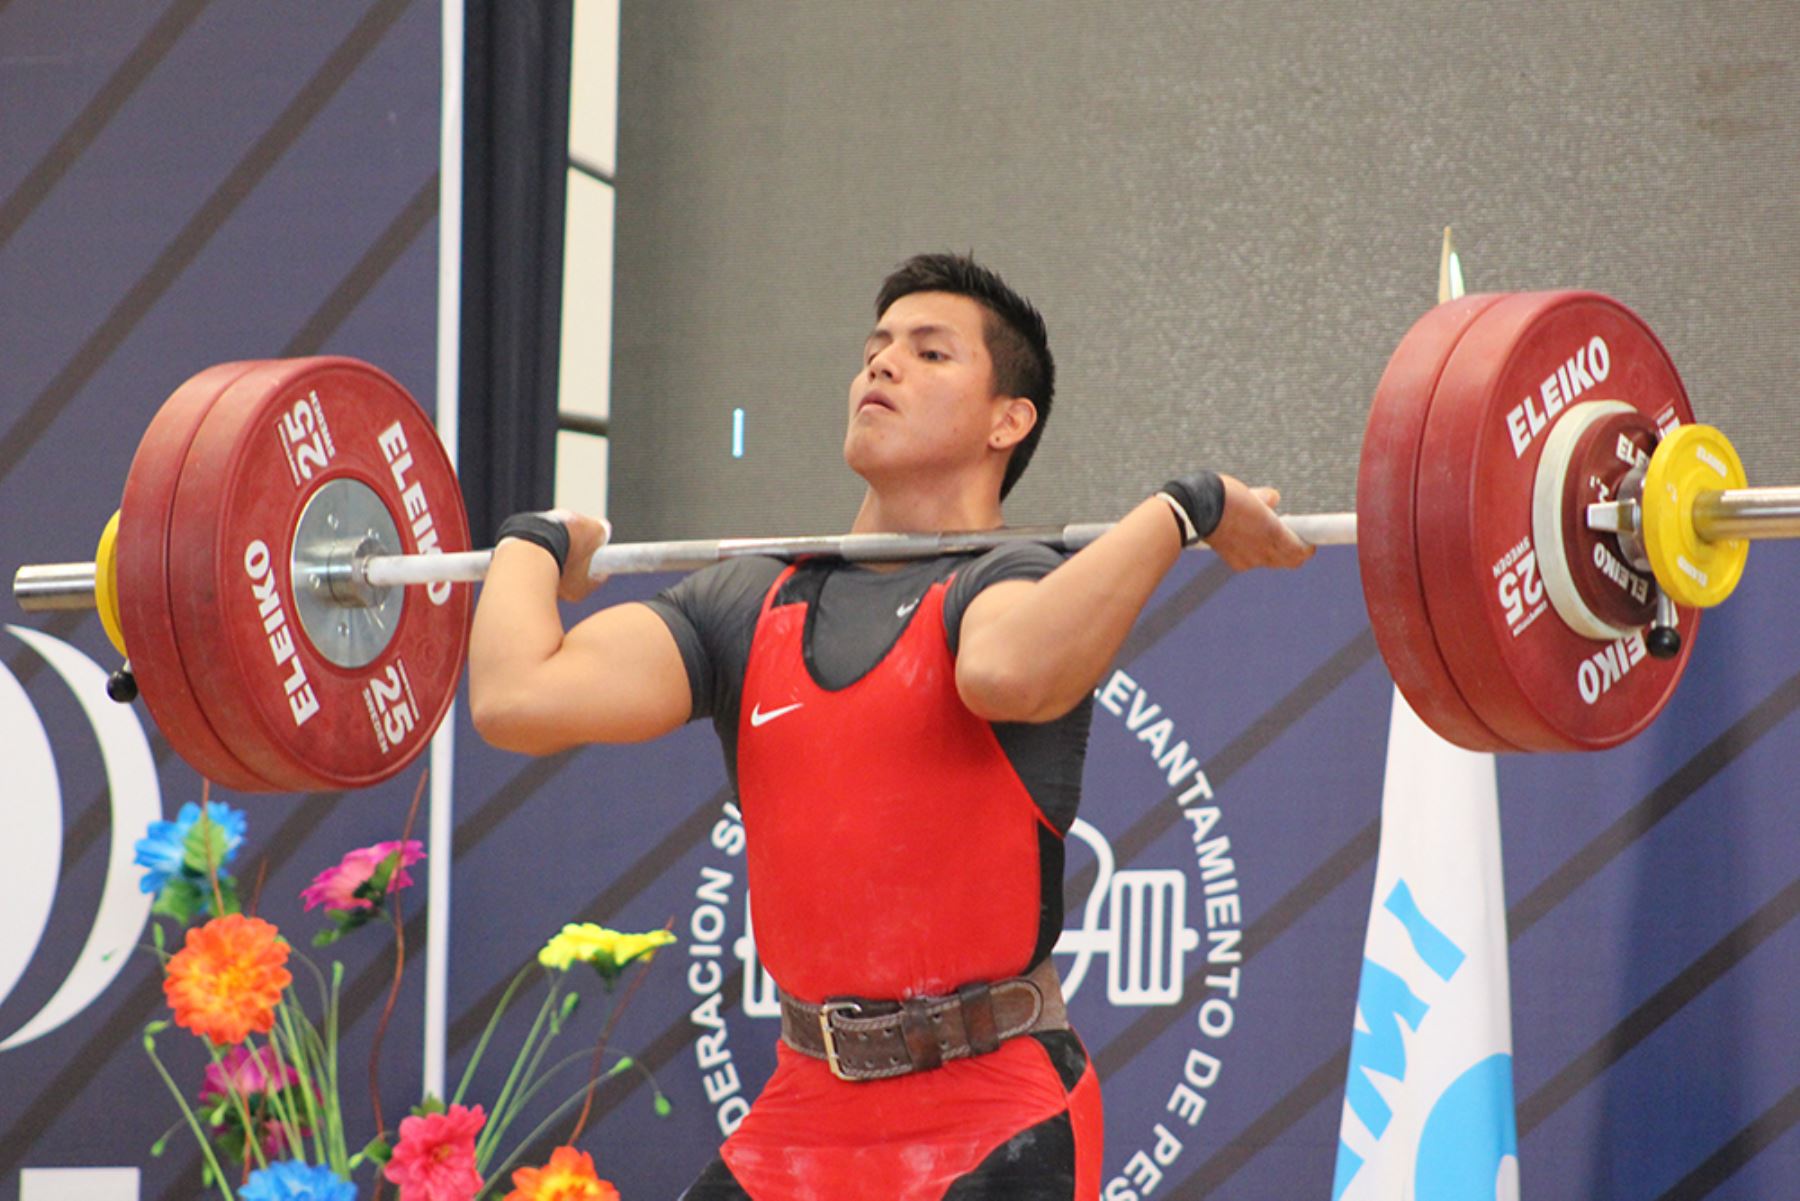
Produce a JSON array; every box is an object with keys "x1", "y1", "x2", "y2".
[
  {"x1": 1209, "y1": 477, "x2": 1314, "y2": 570},
  {"x1": 495, "y1": 510, "x2": 613, "y2": 603},
  {"x1": 554, "y1": 510, "x2": 612, "y2": 603},
  {"x1": 1157, "y1": 470, "x2": 1314, "y2": 571}
]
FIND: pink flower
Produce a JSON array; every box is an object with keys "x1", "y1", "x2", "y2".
[
  {"x1": 198, "y1": 1045, "x2": 311, "y2": 1160},
  {"x1": 384, "y1": 1104, "x2": 484, "y2": 1201},
  {"x1": 198, "y1": 1045, "x2": 300, "y2": 1106},
  {"x1": 301, "y1": 840, "x2": 425, "y2": 912}
]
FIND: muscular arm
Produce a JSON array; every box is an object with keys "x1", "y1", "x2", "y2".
[
  {"x1": 955, "y1": 476, "x2": 1312, "y2": 723},
  {"x1": 467, "y1": 539, "x2": 693, "y2": 754}
]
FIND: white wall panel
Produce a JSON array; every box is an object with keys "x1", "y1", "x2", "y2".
[
  {"x1": 558, "y1": 168, "x2": 615, "y2": 422},
  {"x1": 568, "y1": 0, "x2": 620, "y2": 178}
]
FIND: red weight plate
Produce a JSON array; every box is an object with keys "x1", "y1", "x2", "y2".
[
  {"x1": 166, "y1": 358, "x2": 472, "y2": 791},
  {"x1": 1559, "y1": 408, "x2": 1659, "y2": 631},
  {"x1": 1416, "y1": 292, "x2": 1697, "y2": 751},
  {"x1": 1356, "y1": 292, "x2": 1517, "y2": 752},
  {"x1": 117, "y1": 361, "x2": 277, "y2": 792}
]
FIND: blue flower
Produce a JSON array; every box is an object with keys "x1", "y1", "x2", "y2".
[
  {"x1": 240, "y1": 1161, "x2": 355, "y2": 1201},
  {"x1": 134, "y1": 801, "x2": 246, "y2": 895}
]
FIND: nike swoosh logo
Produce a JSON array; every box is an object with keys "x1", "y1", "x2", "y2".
[
  {"x1": 749, "y1": 701, "x2": 805, "y2": 728},
  {"x1": 896, "y1": 598, "x2": 920, "y2": 618}
]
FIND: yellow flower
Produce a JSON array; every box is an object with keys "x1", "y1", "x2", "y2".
[{"x1": 538, "y1": 923, "x2": 675, "y2": 980}]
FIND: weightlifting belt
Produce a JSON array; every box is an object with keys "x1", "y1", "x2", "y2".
[{"x1": 779, "y1": 958, "x2": 1068, "y2": 1082}]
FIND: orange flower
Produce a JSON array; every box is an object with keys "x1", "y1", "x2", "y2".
[
  {"x1": 163, "y1": 914, "x2": 291, "y2": 1045},
  {"x1": 504, "y1": 1146, "x2": 620, "y2": 1201}
]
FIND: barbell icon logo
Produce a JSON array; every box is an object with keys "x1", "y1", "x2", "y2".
[
  {"x1": 0, "y1": 627, "x2": 159, "y2": 1052},
  {"x1": 730, "y1": 817, "x2": 1201, "y2": 1014},
  {"x1": 1053, "y1": 819, "x2": 1202, "y2": 1007}
]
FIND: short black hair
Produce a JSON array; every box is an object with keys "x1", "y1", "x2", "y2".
[{"x1": 875, "y1": 252, "x2": 1054, "y2": 500}]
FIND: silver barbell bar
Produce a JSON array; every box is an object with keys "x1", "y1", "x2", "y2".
[
  {"x1": 20, "y1": 491, "x2": 1800, "y2": 615},
  {"x1": 14, "y1": 513, "x2": 1361, "y2": 613}
]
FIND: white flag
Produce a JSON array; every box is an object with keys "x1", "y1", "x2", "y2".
[{"x1": 1332, "y1": 688, "x2": 1520, "y2": 1201}]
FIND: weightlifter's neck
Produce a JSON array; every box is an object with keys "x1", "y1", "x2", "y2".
[{"x1": 850, "y1": 476, "x2": 1003, "y2": 540}]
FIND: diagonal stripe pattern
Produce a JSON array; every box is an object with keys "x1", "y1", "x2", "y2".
[{"x1": 0, "y1": 0, "x2": 415, "y2": 489}]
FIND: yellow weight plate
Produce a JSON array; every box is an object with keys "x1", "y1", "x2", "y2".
[
  {"x1": 94, "y1": 509, "x2": 127, "y2": 658},
  {"x1": 1642, "y1": 423, "x2": 1749, "y2": 608}
]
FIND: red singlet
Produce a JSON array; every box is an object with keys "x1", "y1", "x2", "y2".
[{"x1": 684, "y1": 564, "x2": 1102, "y2": 1200}]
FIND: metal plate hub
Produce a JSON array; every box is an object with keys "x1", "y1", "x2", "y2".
[{"x1": 291, "y1": 477, "x2": 404, "y2": 669}]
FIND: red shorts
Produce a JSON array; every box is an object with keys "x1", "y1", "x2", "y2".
[{"x1": 681, "y1": 1030, "x2": 1103, "y2": 1200}]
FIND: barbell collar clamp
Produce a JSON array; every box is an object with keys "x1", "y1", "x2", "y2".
[{"x1": 1585, "y1": 500, "x2": 1638, "y2": 536}]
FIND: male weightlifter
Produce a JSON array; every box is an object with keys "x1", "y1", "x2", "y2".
[{"x1": 468, "y1": 253, "x2": 1313, "y2": 1199}]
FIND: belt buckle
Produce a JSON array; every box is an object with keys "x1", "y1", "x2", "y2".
[{"x1": 818, "y1": 999, "x2": 864, "y2": 1081}]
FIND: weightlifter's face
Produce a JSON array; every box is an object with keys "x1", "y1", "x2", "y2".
[{"x1": 845, "y1": 291, "x2": 1005, "y2": 485}]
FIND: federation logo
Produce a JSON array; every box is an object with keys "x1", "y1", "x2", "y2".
[{"x1": 0, "y1": 626, "x2": 160, "y2": 1052}]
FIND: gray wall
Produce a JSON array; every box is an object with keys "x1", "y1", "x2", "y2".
[{"x1": 610, "y1": 1, "x2": 1797, "y2": 540}]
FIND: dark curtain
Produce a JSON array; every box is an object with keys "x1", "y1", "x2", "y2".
[{"x1": 458, "y1": 0, "x2": 573, "y2": 544}]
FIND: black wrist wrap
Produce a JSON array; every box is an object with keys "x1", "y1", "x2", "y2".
[
  {"x1": 1158, "y1": 471, "x2": 1226, "y2": 545},
  {"x1": 496, "y1": 513, "x2": 571, "y2": 573}
]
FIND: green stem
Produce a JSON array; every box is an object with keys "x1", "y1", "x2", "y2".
[
  {"x1": 276, "y1": 1000, "x2": 329, "y2": 1168},
  {"x1": 289, "y1": 949, "x2": 334, "y2": 1016},
  {"x1": 206, "y1": 1043, "x2": 270, "y2": 1176},
  {"x1": 473, "y1": 976, "x2": 558, "y2": 1169},
  {"x1": 150, "y1": 1114, "x2": 188, "y2": 1153},
  {"x1": 256, "y1": 1031, "x2": 308, "y2": 1162},
  {"x1": 452, "y1": 965, "x2": 534, "y2": 1108},
  {"x1": 472, "y1": 1074, "x2": 617, "y2": 1201},
  {"x1": 497, "y1": 1045, "x2": 666, "y2": 1136},
  {"x1": 328, "y1": 960, "x2": 347, "y2": 1168},
  {"x1": 199, "y1": 787, "x2": 228, "y2": 917},
  {"x1": 480, "y1": 989, "x2": 569, "y2": 1166},
  {"x1": 278, "y1": 951, "x2": 343, "y2": 1167},
  {"x1": 144, "y1": 1038, "x2": 236, "y2": 1201}
]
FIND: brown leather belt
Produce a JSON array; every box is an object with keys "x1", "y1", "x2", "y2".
[{"x1": 779, "y1": 958, "x2": 1068, "y2": 1082}]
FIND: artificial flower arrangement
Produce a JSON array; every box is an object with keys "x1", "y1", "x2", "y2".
[{"x1": 134, "y1": 780, "x2": 676, "y2": 1201}]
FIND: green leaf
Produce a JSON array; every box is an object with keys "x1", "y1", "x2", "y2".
[
  {"x1": 359, "y1": 849, "x2": 405, "y2": 899},
  {"x1": 653, "y1": 1093, "x2": 672, "y2": 1117},
  {"x1": 558, "y1": 992, "x2": 582, "y2": 1022},
  {"x1": 354, "y1": 1134, "x2": 393, "y2": 1168},
  {"x1": 149, "y1": 1136, "x2": 168, "y2": 1158},
  {"x1": 151, "y1": 921, "x2": 166, "y2": 951},
  {"x1": 413, "y1": 1096, "x2": 445, "y2": 1117},
  {"x1": 152, "y1": 877, "x2": 205, "y2": 926},
  {"x1": 180, "y1": 816, "x2": 229, "y2": 875}
]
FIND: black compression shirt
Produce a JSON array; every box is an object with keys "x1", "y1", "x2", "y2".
[{"x1": 642, "y1": 542, "x2": 1094, "y2": 832}]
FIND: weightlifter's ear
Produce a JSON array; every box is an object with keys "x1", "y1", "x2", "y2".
[{"x1": 988, "y1": 395, "x2": 1037, "y2": 451}]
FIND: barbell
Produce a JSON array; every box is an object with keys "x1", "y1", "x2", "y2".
[{"x1": 13, "y1": 291, "x2": 1800, "y2": 792}]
